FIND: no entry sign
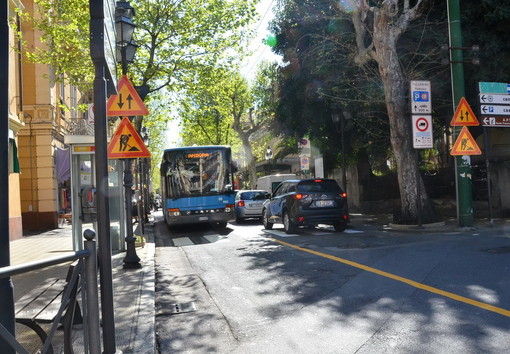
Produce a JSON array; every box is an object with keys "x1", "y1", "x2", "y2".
[{"x1": 412, "y1": 115, "x2": 433, "y2": 149}]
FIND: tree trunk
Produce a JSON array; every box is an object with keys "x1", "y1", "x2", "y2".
[
  {"x1": 373, "y1": 12, "x2": 437, "y2": 223},
  {"x1": 231, "y1": 124, "x2": 258, "y2": 189}
]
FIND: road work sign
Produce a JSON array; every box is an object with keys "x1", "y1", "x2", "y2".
[
  {"x1": 108, "y1": 117, "x2": 151, "y2": 158},
  {"x1": 450, "y1": 126, "x2": 481, "y2": 156},
  {"x1": 107, "y1": 75, "x2": 149, "y2": 116}
]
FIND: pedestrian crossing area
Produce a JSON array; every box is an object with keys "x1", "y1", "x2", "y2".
[
  {"x1": 169, "y1": 225, "x2": 364, "y2": 246},
  {"x1": 171, "y1": 234, "x2": 229, "y2": 247}
]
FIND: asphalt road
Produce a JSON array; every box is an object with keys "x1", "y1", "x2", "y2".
[{"x1": 154, "y1": 213, "x2": 510, "y2": 353}]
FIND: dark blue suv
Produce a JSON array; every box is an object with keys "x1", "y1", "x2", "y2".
[{"x1": 262, "y1": 178, "x2": 348, "y2": 234}]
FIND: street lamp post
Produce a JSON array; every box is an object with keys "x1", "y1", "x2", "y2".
[{"x1": 115, "y1": 1, "x2": 141, "y2": 269}]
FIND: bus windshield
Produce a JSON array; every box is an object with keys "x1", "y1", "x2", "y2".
[{"x1": 164, "y1": 149, "x2": 229, "y2": 198}]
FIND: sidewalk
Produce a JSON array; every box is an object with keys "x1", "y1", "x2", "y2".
[
  {"x1": 349, "y1": 212, "x2": 510, "y2": 234},
  {"x1": 9, "y1": 220, "x2": 156, "y2": 353}
]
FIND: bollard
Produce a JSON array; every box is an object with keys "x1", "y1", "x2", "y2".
[{"x1": 83, "y1": 229, "x2": 102, "y2": 354}]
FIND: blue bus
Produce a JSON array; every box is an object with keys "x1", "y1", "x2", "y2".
[{"x1": 160, "y1": 145, "x2": 236, "y2": 228}]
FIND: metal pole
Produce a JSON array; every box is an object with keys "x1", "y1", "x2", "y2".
[
  {"x1": 483, "y1": 127, "x2": 493, "y2": 223},
  {"x1": 123, "y1": 158, "x2": 140, "y2": 268},
  {"x1": 416, "y1": 151, "x2": 423, "y2": 228},
  {"x1": 119, "y1": 39, "x2": 140, "y2": 268},
  {"x1": 83, "y1": 229, "x2": 101, "y2": 354},
  {"x1": 90, "y1": 11, "x2": 118, "y2": 351},
  {"x1": 341, "y1": 112, "x2": 346, "y2": 191},
  {"x1": 0, "y1": 1, "x2": 15, "y2": 351},
  {"x1": 447, "y1": 0, "x2": 473, "y2": 227},
  {"x1": 140, "y1": 158, "x2": 146, "y2": 233}
]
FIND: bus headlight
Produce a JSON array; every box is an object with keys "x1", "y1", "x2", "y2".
[{"x1": 168, "y1": 208, "x2": 180, "y2": 216}]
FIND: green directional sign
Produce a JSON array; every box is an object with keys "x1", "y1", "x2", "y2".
[{"x1": 479, "y1": 82, "x2": 510, "y2": 94}]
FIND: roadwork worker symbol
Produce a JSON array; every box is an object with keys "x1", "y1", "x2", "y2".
[
  {"x1": 108, "y1": 117, "x2": 151, "y2": 159},
  {"x1": 450, "y1": 126, "x2": 481, "y2": 156},
  {"x1": 119, "y1": 134, "x2": 139, "y2": 152}
]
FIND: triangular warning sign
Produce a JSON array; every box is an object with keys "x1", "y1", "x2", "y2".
[
  {"x1": 108, "y1": 117, "x2": 151, "y2": 159},
  {"x1": 450, "y1": 97, "x2": 479, "y2": 126},
  {"x1": 107, "y1": 75, "x2": 149, "y2": 116},
  {"x1": 450, "y1": 126, "x2": 482, "y2": 156}
]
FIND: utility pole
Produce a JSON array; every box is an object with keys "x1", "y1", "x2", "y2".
[
  {"x1": 0, "y1": 1, "x2": 15, "y2": 351},
  {"x1": 447, "y1": 0, "x2": 473, "y2": 227}
]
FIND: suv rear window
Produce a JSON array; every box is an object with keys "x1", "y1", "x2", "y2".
[{"x1": 297, "y1": 180, "x2": 342, "y2": 193}]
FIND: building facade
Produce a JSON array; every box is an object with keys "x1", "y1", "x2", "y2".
[{"x1": 9, "y1": 0, "x2": 88, "y2": 235}]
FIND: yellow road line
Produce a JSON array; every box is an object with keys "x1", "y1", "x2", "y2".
[{"x1": 271, "y1": 238, "x2": 510, "y2": 318}]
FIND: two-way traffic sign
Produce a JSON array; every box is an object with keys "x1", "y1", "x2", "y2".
[
  {"x1": 107, "y1": 75, "x2": 149, "y2": 116},
  {"x1": 450, "y1": 97, "x2": 479, "y2": 126}
]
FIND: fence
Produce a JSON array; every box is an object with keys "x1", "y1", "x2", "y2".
[{"x1": 0, "y1": 229, "x2": 101, "y2": 354}]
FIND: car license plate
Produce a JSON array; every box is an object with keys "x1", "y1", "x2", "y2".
[
  {"x1": 315, "y1": 200, "x2": 333, "y2": 207},
  {"x1": 199, "y1": 216, "x2": 209, "y2": 221}
]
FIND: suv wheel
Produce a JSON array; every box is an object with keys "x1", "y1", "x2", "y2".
[
  {"x1": 263, "y1": 209, "x2": 273, "y2": 230},
  {"x1": 334, "y1": 222, "x2": 346, "y2": 232},
  {"x1": 283, "y1": 211, "x2": 297, "y2": 234}
]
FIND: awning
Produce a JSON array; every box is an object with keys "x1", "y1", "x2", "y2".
[{"x1": 56, "y1": 147, "x2": 71, "y2": 183}]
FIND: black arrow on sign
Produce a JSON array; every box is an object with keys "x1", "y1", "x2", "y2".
[
  {"x1": 117, "y1": 93, "x2": 124, "y2": 109},
  {"x1": 127, "y1": 94, "x2": 133, "y2": 109},
  {"x1": 482, "y1": 106, "x2": 488, "y2": 114},
  {"x1": 481, "y1": 95, "x2": 487, "y2": 102}
]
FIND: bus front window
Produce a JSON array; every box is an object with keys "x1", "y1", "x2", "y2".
[{"x1": 166, "y1": 150, "x2": 228, "y2": 198}]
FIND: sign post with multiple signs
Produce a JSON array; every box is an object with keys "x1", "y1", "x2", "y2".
[
  {"x1": 410, "y1": 80, "x2": 432, "y2": 227},
  {"x1": 449, "y1": 98, "x2": 481, "y2": 153},
  {"x1": 479, "y1": 91, "x2": 510, "y2": 127},
  {"x1": 477, "y1": 81, "x2": 510, "y2": 222},
  {"x1": 410, "y1": 81, "x2": 433, "y2": 149},
  {"x1": 107, "y1": 75, "x2": 150, "y2": 271}
]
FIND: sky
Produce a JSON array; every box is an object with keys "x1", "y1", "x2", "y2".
[
  {"x1": 240, "y1": 0, "x2": 280, "y2": 81},
  {"x1": 165, "y1": 0, "x2": 279, "y2": 148}
]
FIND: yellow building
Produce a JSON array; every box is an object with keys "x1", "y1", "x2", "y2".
[
  {"x1": 7, "y1": 0, "x2": 24, "y2": 240},
  {"x1": 10, "y1": 0, "x2": 88, "y2": 233}
]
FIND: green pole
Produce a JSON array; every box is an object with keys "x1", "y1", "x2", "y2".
[{"x1": 448, "y1": 0, "x2": 473, "y2": 227}]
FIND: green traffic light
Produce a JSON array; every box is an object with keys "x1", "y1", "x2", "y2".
[{"x1": 264, "y1": 35, "x2": 277, "y2": 48}]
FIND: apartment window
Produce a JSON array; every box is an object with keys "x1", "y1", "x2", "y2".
[{"x1": 70, "y1": 85, "x2": 77, "y2": 109}]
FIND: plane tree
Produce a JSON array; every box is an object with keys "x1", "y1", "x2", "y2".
[
  {"x1": 178, "y1": 64, "x2": 278, "y2": 189},
  {"x1": 269, "y1": 0, "x2": 451, "y2": 223}
]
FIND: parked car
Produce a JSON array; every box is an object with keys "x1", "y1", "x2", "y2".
[
  {"x1": 235, "y1": 190, "x2": 271, "y2": 222},
  {"x1": 262, "y1": 178, "x2": 348, "y2": 233}
]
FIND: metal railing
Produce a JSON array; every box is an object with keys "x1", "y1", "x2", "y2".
[
  {"x1": 66, "y1": 117, "x2": 94, "y2": 136},
  {"x1": 0, "y1": 229, "x2": 101, "y2": 354}
]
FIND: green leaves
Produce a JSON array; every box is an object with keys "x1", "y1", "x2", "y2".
[{"x1": 16, "y1": 0, "x2": 93, "y2": 91}]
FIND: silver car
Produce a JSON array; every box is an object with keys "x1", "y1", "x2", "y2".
[{"x1": 235, "y1": 190, "x2": 271, "y2": 222}]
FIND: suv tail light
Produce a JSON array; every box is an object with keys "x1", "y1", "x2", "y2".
[
  {"x1": 237, "y1": 200, "x2": 245, "y2": 207},
  {"x1": 292, "y1": 193, "x2": 309, "y2": 200},
  {"x1": 340, "y1": 192, "x2": 347, "y2": 198}
]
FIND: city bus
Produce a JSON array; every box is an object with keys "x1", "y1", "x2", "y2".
[{"x1": 160, "y1": 145, "x2": 236, "y2": 228}]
